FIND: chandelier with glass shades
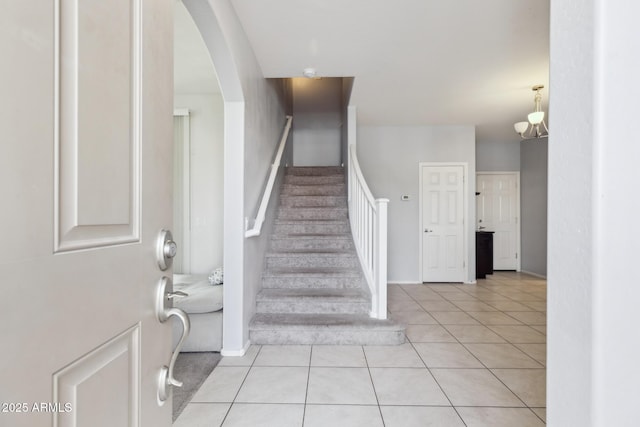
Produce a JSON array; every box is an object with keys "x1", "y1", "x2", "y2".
[{"x1": 514, "y1": 85, "x2": 549, "y2": 140}]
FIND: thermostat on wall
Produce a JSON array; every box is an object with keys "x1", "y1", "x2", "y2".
[{"x1": 401, "y1": 195, "x2": 411, "y2": 201}]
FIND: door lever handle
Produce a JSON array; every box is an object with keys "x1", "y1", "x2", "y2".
[
  {"x1": 155, "y1": 277, "x2": 191, "y2": 403},
  {"x1": 167, "y1": 291, "x2": 188, "y2": 299},
  {"x1": 424, "y1": 229, "x2": 433, "y2": 233}
]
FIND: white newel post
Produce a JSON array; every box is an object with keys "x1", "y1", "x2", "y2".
[{"x1": 374, "y1": 198, "x2": 389, "y2": 319}]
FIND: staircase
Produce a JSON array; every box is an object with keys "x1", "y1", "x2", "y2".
[{"x1": 249, "y1": 166, "x2": 405, "y2": 345}]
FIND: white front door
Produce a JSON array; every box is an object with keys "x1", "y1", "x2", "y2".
[
  {"x1": 1, "y1": 1, "x2": 174, "y2": 426},
  {"x1": 421, "y1": 165, "x2": 466, "y2": 282},
  {"x1": 476, "y1": 173, "x2": 520, "y2": 270}
]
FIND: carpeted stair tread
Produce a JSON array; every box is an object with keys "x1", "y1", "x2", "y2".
[
  {"x1": 271, "y1": 235, "x2": 352, "y2": 241},
  {"x1": 268, "y1": 248, "x2": 352, "y2": 254},
  {"x1": 256, "y1": 289, "x2": 371, "y2": 314},
  {"x1": 265, "y1": 252, "x2": 357, "y2": 258},
  {"x1": 271, "y1": 233, "x2": 351, "y2": 237},
  {"x1": 281, "y1": 184, "x2": 346, "y2": 196},
  {"x1": 283, "y1": 178, "x2": 344, "y2": 185},
  {"x1": 279, "y1": 207, "x2": 348, "y2": 212},
  {"x1": 257, "y1": 288, "x2": 369, "y2": 301},
  {"x1": 279, "y1": 195, "x2": 347, "y2": 207},
  {"x1": 250, "y1": 313, "x2": 404, "y2": 331},
  {"x1": 263, "y1": 267, "x2": 362, "y2": 276},
  {"x1": 277, "y1": 207, "x2": 348, "y2": 220},
  {"x1": 283, "y1": 176, "x2": 345, "y2": 185},
  {"x1": 275, "y1": 219, "x2": 349, "y2": 224},
  {"x1": 269, "y1": 235, "x2": 354, "y2": 252},
  {"x1": 285, "y1": 166, "x2": 344, "y2": 176}
]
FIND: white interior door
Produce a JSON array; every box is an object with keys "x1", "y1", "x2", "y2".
[
  {"x1": 476, "y1": 173, "x2": 520, "y2": 270},
  {"x1": 1, "y1": 1, "x2": 174, "y2": 426},
  {"x1": 421, "y1": 165, "x2": 465, "y2": 282}
]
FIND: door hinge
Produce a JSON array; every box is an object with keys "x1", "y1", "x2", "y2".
[
  {"x1": 463, "y1": 260, "x2": 466, "y2": 268},
  {"x1": 515, "y1": 253, "x2": 518, "y2": 259}
]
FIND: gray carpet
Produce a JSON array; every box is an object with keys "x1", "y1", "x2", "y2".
[
  {"x1": 172, "y1": 352, "x2": 221, "y2": 421},
  {"x1": 249, "y1": 166, "x2": 404, "y2": 345}
]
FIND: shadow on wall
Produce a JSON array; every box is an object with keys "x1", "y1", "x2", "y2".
[{"x1": 520, "y1": 138, "x2": 548, "y2": 277}]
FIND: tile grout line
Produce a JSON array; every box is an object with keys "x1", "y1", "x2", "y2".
[
  {"x1": 361, "y1": 345, "x2": 387, "y2": 427},
  {"x1": 301, "y1": 346, "x2": 313, "y2": 426},
  {"x1": 219, "y1": 345, "x2": 263, "y2": 426},
  {"x1": 407, "y1": 338, "x2": 469, "y2": 427}
]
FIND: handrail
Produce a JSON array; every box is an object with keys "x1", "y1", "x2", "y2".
[
  {"x1": 348, "y1": 144, "x2": 389, "y2": 319},
  {"x1": 245, "y1": 115, "x2": 293, "y2": 238}
]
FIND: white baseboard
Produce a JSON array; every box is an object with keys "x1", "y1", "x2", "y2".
[
  {"x1": 463, "y1": 280, "x2": 477, "y2": 285},
  {"x1": 519, "y1": 270, "x2": 547, "y2": 279},
  {"x1": 388, "y1": 281, "x2": 422, "y2": 285},
  {"x1": 221, "y1": 339, "x2": 251, "y2": 357}
]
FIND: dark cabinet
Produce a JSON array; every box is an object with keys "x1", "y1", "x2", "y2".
[{"x1": 476, "y1": 231, "x2": 494, "y2": 279}]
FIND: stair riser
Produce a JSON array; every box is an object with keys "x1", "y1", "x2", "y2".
[
  {"x1": 256, "y1": 301, "x2": 369, "y2": 314},
  {"x1": 266, "y1": 256, "x2": 360, "y2": 269},
  {"x1": 278, "y1": 208, "x2": 347, "y2": 221},
  {"x1": 284, "y1": 175, "x2": 344, "y2": 185},
  {"x1": 270, "y1": 239, "x2": 354, "y2": 252},
  {"x1": 280, "y1": 196, "x2": 347, "y2": 208},
  {"x1": 286, "y1": 167, "x2": 344, "y2": 176},
  {"x1": 274, "y1": 222, "x2": 350, "y2": 235},
  {"x1": 249, "y1": 330, "x2": 405, "y2": 345},
  {"x1": 262, "y1": 276, "x2": 364, "y2": 289},
  {"x1": 282, "y1": 185, "x2": 345, "y2": 196}
]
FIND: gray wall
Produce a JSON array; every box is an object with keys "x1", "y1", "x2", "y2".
[
  {"x1": 520, "y1": 139, "x2": 547, "y2": 276},
  {"x1": 357, "y1": 125, "x2": 476, "y2": 283},
  {"x1": 292, "y1": 78, "x2": 342, "y2": 166},
  {"x1": 476, "y1": 140, "x2": 520, "y2": 171}
]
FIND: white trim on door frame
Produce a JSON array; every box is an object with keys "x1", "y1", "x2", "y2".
[
  {"x1": 476, "y1": 171, "x2": 521, "y2": 272},
  {"x1": 418, "y1": 162, "x2": 469, "y2": 283}
]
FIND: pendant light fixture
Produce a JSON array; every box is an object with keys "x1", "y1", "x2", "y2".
[{"x1": 514, "y1": 85, "x2": 549, "y2": 140}]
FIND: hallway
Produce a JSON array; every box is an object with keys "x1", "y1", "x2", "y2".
[{"x1": 175, "y1": 272, "x2": 546, "y2": 426}]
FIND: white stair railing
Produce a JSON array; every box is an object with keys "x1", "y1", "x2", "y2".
[
  {"x1": 245, "y1": 115, "x2": 293, "y2": 238},
  {"x1": 348, "y1": 144, "x2": 389, "y2": 319}
]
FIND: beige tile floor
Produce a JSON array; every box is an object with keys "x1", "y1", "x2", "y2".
[{"x1": 174, "y1": 272, "x2": 546, "y2": 426}]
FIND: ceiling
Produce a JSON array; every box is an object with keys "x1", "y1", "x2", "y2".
[{"x1": 229, "y1": 0, "x2": 549, "y2": 144}]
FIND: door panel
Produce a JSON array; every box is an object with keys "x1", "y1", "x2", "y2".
[
  {"x1": 53, "y1": 326, "x2": 140, "y2": 427},
  {"x1": 1, "y1": 1, "x2": 173, "y2": 426},
  {"x1": 421, "y1": 166, "x2": 465, "y2": 282},
  {"x1": 57, "y1": 0, "x2": 141, "y2": 251},
  {"x1": 476, "y1": 173, "x2": 519, "y2": 270}
]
